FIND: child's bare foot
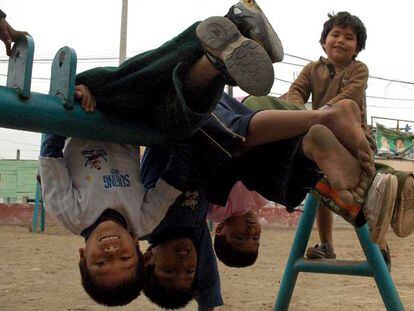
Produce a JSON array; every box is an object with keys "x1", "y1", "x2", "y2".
[
  {"x1": 303, "y1": 124, "x2": 361, "y2": 191},
  {"x1": 353, "y1": 171, "x2": 373, "y2": 199},
  {"x1": 321, "y1": 100, "x2": 375, "y2": 178},
  {"x1": 337, "y1": 189, "x2": 354, "y2": 205}
]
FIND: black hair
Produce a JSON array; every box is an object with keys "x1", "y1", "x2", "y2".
[
  {"x1": 142, "y1": 264, "x2": 195, "y2": 309},
  {"x1": 79, "y1": 245, "x2": 144, "y2": 306},
  {"x1": 213, "y1": 234, "x2": 258, "y2": 267},
  {"x1": 320, "y1": 11, "x2": 367, "y2": 56}
]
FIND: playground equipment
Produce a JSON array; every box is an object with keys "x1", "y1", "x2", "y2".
[
  {"x1": 275, "y1": 193, "x2": 404, "y2": 311},
  {"x1": 1, "y1": 36, "x2": 165, "y2": 232},
  {"x1": 1, "y1": 36, "x2": 166, "y2": 146},
  {"x1": 1, "y1": 36, "x2": 405, "y2": 309}
]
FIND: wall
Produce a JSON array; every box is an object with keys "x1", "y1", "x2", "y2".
[
  {"x1": 0, "y1": 160, "x2": 38, "y2": 203},
  {"x1": 375, "y1": 159, "x2": 414, "y2": 171}
]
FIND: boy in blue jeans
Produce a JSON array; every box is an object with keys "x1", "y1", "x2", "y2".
[
  {"x1": 141, "y1": 145, "x2": 222, "y2": 310},
  {"x1": 39, "y1": 85, "x2": 189, "y2": 306}
]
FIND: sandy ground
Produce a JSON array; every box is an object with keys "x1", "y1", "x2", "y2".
[{"x1": 0, "y1": 224, "x2": 413, "y2": 311}]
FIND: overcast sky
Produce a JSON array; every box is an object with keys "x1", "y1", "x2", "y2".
[{"x1": 0, "y1": 0, "x2": 414, "y2": 159}]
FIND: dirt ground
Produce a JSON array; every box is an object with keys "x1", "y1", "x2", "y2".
[{"x1": 0, "y1": 224, "x2": 413, "y2": 311}]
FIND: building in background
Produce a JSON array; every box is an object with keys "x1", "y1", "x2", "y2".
[{"x1": 0, "y1": 159, "x2": 37, "y2": 203}]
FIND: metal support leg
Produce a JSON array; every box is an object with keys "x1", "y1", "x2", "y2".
[
  {"x1": 356, "y1": 225, "x2": 404, "y2": 310},
  {"x1": 274, "y1": 193, "x2": 404, "y2": 311},
  {"x1": 274, "y1": 193, "x2": 319, "y2": 310},
  {"x1": 31, "y1": 181, "x2": 43, "y2": 232}
]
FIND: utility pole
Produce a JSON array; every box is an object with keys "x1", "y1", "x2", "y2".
[{"x1": 119, "y1": 0, "x2": 128, "y2": 65}]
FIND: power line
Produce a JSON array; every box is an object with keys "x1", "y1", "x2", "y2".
[
  {"x1": 274, "y1": 77, "x2": 414, "y2": 102},
  {"x1": 1, "y1": 52, "x2": 414, "y2": 85},
  {"x1": 284, "y1": 53, "x2": 311, "y2": 62},
  {"x1": 279, "y1": 61, "x2": 305, "y2": 67},
  {"x1": 369, "y1": 75, "x2": 414, "y2": 86},
  {"x1": 367, "y1": 95, "x2": 414, "y2": 101},
  {"x1": 283, "y1": 52, "x2": 414, "y2": 85},
  {"x1": 0, "y1": 138, "x2": 39, "y2": 146},
  {"x1": 367, "y1": 104, "x2": 414, "y2": 109},
  {"x1": 0, "y1": 56, "x2": 119, "y2": 63},
  {"x1": 274, "y1": 77, "x2": 293, "y2": 84},
  {"x1": 0, "y1": 73, "x2": 49, "y2": 80},
  {"x1": 1, "y1": 52, "x2": 414, "y2": 99}
]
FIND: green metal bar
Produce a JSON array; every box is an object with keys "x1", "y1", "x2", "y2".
[
  {"x1": 40, "y1": 198, "x2": 45, "y2": 232},
  {"x1": 274, "y1": 193, "x2": 405, "y2": 310},
  {"x1": 6, "y1": 35, "x2": 34, "y2": 99},
  {"x1": 32, "y1": 133, "x2": 44, "y2": 233},
  {"x1": 356, "y1": 225, "x2": 404, "y2": 310},
  {"x1": 294, "y1": 258, "x2": 372, "y2": 276},
  {"x1": 31, "y1": 182, "x2": 41, "y2": 232},
  {"x1": 0, "y1": 85, "x2": 166, "y2": 146},
  {"x1": 49, "y1": 46, "x2": 77, "y2": 109},
  {"x1": 274, "y1": 193, "x2": 318, "y2": 311}
]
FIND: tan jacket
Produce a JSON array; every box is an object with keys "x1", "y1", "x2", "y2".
[{"x1": 281, "y1": 57, "x2": 369, "y2": 126}]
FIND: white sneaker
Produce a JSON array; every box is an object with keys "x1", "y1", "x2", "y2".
[{"x1": 363, "y1": 172, "x2": 398, "y2": 243}]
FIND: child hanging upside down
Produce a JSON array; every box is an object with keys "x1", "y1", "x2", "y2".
[
  {"x1": 208, "y1": 181, "x2": 269, "y2": 267},
  {"x1": 39, "y1": 0, "x2": 283, "y2": 306},
  {"x1": 137, "y1": 88, "x2": 393, "y2": 309}
]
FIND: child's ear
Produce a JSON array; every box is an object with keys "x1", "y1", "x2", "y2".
[
  {"x1": 215, "y1": 223, "x2": 224, "y2": 235},
  {"x1": 79, "y1": 248, "x2": 85, "y2": 261}
]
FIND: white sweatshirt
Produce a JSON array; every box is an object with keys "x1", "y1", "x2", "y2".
[{"x1": 39, "y1": 138, "x2": 181, "y2": 237}]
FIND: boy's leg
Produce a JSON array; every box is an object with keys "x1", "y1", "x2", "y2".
[
  {"x1": 306, "y1": 206, "x2": 336, "y2": 259},
  {"x1": 321, "y1": 100, "x2": 375, "y2": 177},
  {"x1": 301, "y1": 124, "x2": 361, "y2": 191},
  {"x1": 242, "y1": 96, "x2": 338, "y2": 258},
  {"x1": 312, "y1": 172, "x2": 398, "y2": 244},
  {"x1": 76, "y1": 19, "x2": 275, "y2": 144},
  {"x1": 244, "y1": 101, "x2": 374, "y2": 189}
]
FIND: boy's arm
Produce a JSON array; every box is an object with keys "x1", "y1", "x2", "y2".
[
  {"x1": 38, "y1": 142, "x2": 84, "y2": 234},
  {"x1": 281, "y1": 63, "x2": 313, "y2": 105},
  {"x1": 40, "y1": 134, "x2": 66, "y2": 158},
  {"x1": 0, "y1": 10, "x2": 30, "y2": 56},
  {"x1": 194, "y1": 224, "x2": 223, "y2": 310},
  {"x1": 138, "y1": 143, "x2": 191, "y2": 235},
  {"x1": 326, "y1": 62, "x2": 369, "y2": 105},
  {"x1": 37, "y1": 86, "x2": 95, "y2": 233}
]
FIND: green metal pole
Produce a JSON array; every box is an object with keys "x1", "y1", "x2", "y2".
[
  {"x1": 0, "y1": 85, "x2": 167, "y2": 146},
  {"x1": 274, "y1": 194, "x2": 318, "y2": 310}
]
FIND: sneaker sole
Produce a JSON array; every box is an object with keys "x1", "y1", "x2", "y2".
[
  {"x1": 196, "y1": 16, "x2": 274, "y2": 96},
  {"x1": 366, "y1": 174, "x2": 398, "y2": 243},
  {"x1": 234, "y1": 0, "x2": 284, "y2": 62},
  {"x1": 392, "y1": 175, "x2": 414, "y2": 238}
]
